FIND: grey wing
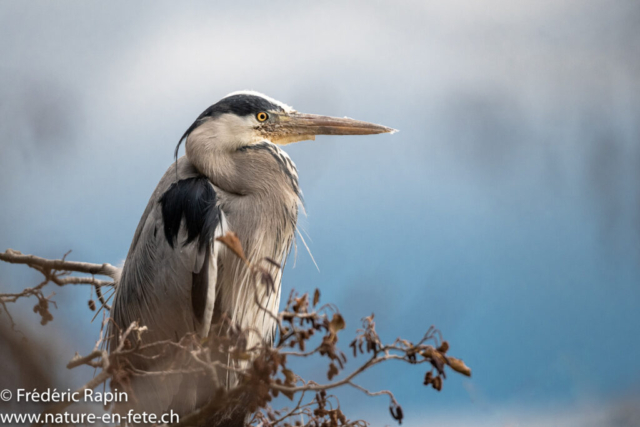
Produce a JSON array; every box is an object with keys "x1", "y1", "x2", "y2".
[
  {"x1": 108, "y1": 159, "x2": 225, "y2": 415},
  {"x1": 112, "y1": 200, "x2": 223, "y2": 343}
]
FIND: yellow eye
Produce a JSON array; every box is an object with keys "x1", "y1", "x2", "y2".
[{"x1": 256, "y1": 112, "x2": 268, "y2": 122}]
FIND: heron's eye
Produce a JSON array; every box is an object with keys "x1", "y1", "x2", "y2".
[{"x1": 256, "y1": 112, "x2": 269, "y2": 122}]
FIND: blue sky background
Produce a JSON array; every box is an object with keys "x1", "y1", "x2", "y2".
[{"x1": 1, "y1": 1, "x2": 639, "y2": 425}]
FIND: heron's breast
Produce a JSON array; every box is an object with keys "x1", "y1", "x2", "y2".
[{"x1": 217, "y1": 188, "x2": 298, "y2": 260}]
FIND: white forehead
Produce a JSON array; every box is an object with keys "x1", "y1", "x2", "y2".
[{"x1": 223, "y1": 90, "x2": 295, "y2": 113}]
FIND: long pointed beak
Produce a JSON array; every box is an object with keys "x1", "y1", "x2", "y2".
[
  {"x1": 267, "y1": 112, "x2": 397, "y2": 145},
  {"x1": 284, "y1": 112, "x2": 396, "y2": 136}
]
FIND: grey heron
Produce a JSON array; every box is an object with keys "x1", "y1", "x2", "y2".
[{"x1": 108, "y1": 91, "x2": 394, "y2": 423}]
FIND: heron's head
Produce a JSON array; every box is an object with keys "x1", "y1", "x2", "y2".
[{"x1": 178, "y1": 91, "x2": 395, "y2": 158}]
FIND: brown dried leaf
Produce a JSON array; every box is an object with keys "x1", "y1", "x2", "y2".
[
  {"x1": 389, "y1": 404, "x2": 404, "y2": 424},
  {"x1": 447, "y1": 356, "x2": 471, "y2": 377},
  {"x1": 281, "y1": 388, "x2": 295, "y2": 401},
  {"x1": 423, "y1": 371, "x2": 433, "y2": 385},
  {"x1": 313, "y1": 289, "x2": 320, "y2": 307},
  {"x1": 327, "y1": 362, "x2": 339, "y2": 380},
  {"x1": 282, "y1": 368, "x2": 296, "y2": 385},
  {"x1": 329, "y1": 313, "x2": 345, "y2": 334},
  {"x1": 349, "y1": 339, "x2": 358, "y2": 357},
  {"x1": 432, "y1": 375, "x2": 442, "y2": 391},
  {"x1": 428, "y1": 349, "x2": 447, "y2": 375},
  {"x1": 216, "y1": 232, "x2": 246, "y2": 261}
]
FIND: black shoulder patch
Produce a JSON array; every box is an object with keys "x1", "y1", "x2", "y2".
[{"x1": 159, "y1": 176, "x2": 220, "y2": 250}]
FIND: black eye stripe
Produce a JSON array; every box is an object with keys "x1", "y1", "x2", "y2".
[{"x1": 178, "y1": 94, "x2": 284, "y2": 152}]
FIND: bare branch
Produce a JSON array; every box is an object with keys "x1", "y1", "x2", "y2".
[
  {"x1": 0, "y1": 249, "x2": 119, "y2": 323},
  {"x1": 0, "y1": 249, "x2": 120, "y2": 278},
  {"x1": 3, "y1": 238, "x2": 471, "y2": 427}
]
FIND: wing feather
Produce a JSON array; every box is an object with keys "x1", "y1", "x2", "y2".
[{"x1": 109, "y1": 157, "x2": 224, "y2": 416}]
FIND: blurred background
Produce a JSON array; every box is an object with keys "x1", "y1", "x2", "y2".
[{"x1": 1, "y1": 1, "x2": 639, "y2": 425}]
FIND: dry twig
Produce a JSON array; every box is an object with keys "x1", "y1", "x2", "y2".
[{"x1": 0, "y1": 237, "x2": 471, "y2": 427}]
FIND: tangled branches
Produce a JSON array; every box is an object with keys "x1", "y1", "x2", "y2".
[
  {"x1": 0, "y1": 236, "x2": 471, "y2": 426},
  {"x1": 0, "y1": 249, "x2": 117, "y2": 328}
]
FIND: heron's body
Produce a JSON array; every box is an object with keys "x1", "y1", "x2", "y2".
[
  {"x1": 111, "y1": 151, "x2": 300, "y2": 416},
  {"x1": 108, "y1": 91, "x2": 393, "y2": 423}
]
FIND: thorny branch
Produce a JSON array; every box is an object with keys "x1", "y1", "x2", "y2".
[{"x1": 0, "y1": 235, "x2": 472, "y2": 426}]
